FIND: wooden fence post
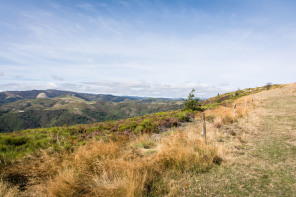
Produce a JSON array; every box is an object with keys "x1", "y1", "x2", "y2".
[
  {"x1": 252, "y1": 92, "x2": 254, "y2": 104},
  {"x1": 245, "y1": 98, "x2": 247, "y2": 107},
  {"x1": 201, "y1": 112, "x2": 206, "y2": 140},
  {"x1": 234, "y1": 104, "x2": 236, "y2": 117}
]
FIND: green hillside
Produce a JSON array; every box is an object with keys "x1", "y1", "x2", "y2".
[{"x1": 0, "y1": 94, "x2": 182, "y2": 132}]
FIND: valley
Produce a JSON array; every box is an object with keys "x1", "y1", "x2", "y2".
[{"x1": 0, "y1": 90, "x2": 182, "y2": 132}]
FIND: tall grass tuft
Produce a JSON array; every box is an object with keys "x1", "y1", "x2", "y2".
[
  {"x1": 0, "y1": 180, "x2": 19, "y2": 197},
  {"x1": 206, "y1": 96, "x2": 251, "y2": 128},
  {"x1": 45, "y1": 130, "x2": 217, "y2": 196}
]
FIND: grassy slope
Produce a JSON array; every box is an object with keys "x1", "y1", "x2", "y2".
[
  {"x1": 179, "y1": 83, "x2": 296, "y2": 196},
  {"x1": 1, "y1": 83, "x2": 291, "y2": 196}
]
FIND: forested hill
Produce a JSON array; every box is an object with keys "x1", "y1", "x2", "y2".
[
  {"x1": 0, "y1": 90, "x2": 183, "y2": 132},
  {"x1": 0, "y1": 89, "x2": 147, "y2": 104}
]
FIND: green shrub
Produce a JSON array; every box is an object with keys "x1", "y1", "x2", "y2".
[
  {"x1": 0, "y1": 144, "x2": 8, "y2": 152},
  {"x1": 174, "y1": 111, "x2": 190, "y2": 122},
  {"x1": 118, "y1": 121, "x2": 137, "y2": 132},
  {"x1": 183, "y1": 89, "x2": 202, "y2": 111},
  {"x1": 134, "y1": 118, "x2": 157, "y2": 134},
  {"x1": 3, "y1": 136, "x2": 29, "y2": 146}
]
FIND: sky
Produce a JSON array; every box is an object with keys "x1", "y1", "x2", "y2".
[{"x1": 0, "y1": 0, "x2": 296, "y2": 98}]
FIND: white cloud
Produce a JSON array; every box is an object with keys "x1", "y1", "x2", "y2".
[
  {"x1": 219, "y1": 82, "x2": 229, "y2": 86},
  {"x1": 51, "y1": 75, "x2": 64, "y2": 81}
]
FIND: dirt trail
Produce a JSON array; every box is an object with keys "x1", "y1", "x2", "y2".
[{"x1": 184, "y1": 84, "x2": 296, "y2": 196}]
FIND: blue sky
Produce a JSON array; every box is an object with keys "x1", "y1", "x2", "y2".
[{"x1": 0, "y1": 0, "x2": 296, "y2": 98}]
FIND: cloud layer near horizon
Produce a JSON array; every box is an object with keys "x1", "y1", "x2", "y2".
[{"x1": 0, "y1": 80, "x2": 228, "y2": 98}]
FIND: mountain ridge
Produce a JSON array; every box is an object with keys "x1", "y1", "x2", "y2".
[
  {"x1": 0, "y1": 89, "x2": 182, "y2": 104},
  {"x1": 0, "y1": 90, "x2": 183, "y2": 132}
]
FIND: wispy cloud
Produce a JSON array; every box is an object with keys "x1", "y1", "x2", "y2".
[
  {"x1": 51, "y1": 75, "x2": 64, "y2": 81},
  {"x1": 77, "y1": 3, "x2": 96, "y2": 11}
]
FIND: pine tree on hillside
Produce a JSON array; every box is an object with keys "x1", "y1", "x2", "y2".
[{"x1": 183, "y1": 89, "x2": 202, "y2": 111}]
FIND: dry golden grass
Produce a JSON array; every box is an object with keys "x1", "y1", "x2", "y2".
[
  {"x1": 204, "y1": 95, "x2": 252, "y2": 129},
  {"x1": 171, "y1": 83, "x2": 296, "y2": 196},
  {"x1": 42, "y1": 129, "x2": 218, "y2": 197},
  {"x1": 0, "y1": 180, "x2": 19, "y2": 197}
]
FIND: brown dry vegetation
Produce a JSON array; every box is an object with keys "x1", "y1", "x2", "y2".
[
  {"x1": 47, "y1": 132, "x2": 217, "y2": 197},
  {"x1": 0, "y1": 180, "x2": 19, "y2": 197},
  {"x1": 2, "y1": 130, "x2": 219, "y2": 196}
]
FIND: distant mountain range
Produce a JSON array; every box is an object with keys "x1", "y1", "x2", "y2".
[
  {"x1": 0, "y1": 89, "x2": 146, "y2": 104},
  {"x1": 0, "y1": 89, "x2": 183, "y2": 132}
]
